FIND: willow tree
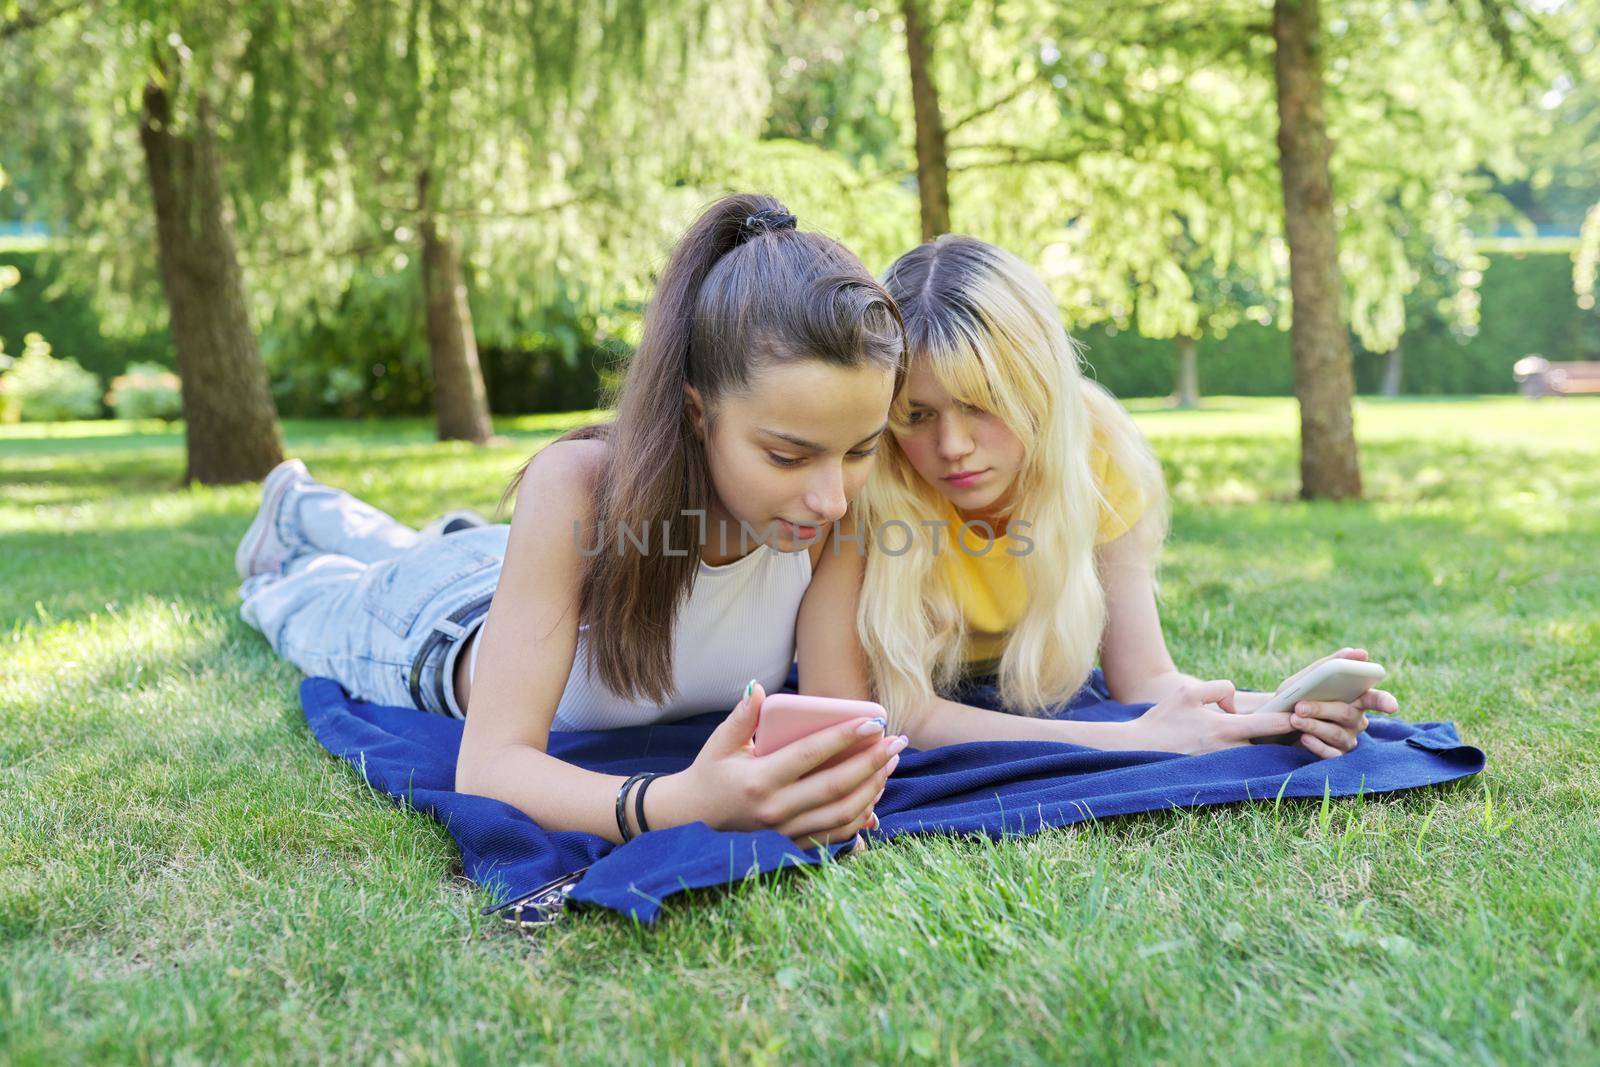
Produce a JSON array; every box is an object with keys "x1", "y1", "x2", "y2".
[
  {"x1": 2, "y1": 2, "x2": 285, "y2": 483},
  {"x1": 875, "y1": 0, "x2": 1533, "y2": 499},
  {"x1": 231, "y1": 0, "x2": 766, "y2": 443},
  {"x1": 3, "y1": 0, "x2": 767, "y2": 465}
]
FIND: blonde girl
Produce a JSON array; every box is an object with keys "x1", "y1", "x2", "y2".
[{"x1": 851, "y1": 235, "x2": 1396, "y2": 757}]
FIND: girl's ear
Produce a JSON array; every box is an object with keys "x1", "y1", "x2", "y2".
[{"x1": 682, "y1": 383, "x2": 707, "y2": 440}]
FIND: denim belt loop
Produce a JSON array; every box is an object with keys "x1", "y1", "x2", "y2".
[{"x1": 407, "y1": 592, "x2": 496, "y2": 715}]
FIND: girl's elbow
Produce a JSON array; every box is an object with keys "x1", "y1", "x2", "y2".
[
  {"x1": 453, "y1": 753, "x2": 486, "y2": 797},
  {"x1": 456, "y1": 735, "x2": 550, "y2": 798},
  {"x1": 453, "y1": 744, "x2": 502, "y2": 797}
]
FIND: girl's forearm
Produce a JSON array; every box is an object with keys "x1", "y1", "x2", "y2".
[
  {"x1": 456, "y1": 744, "x2": 696, "y2": 844},
  {"x1": 1109, "y1": 667, "x2": 1200, "y2": 707},
  {"x1": 901, "y1": 695, "x2": 1155, "y2": 751}
]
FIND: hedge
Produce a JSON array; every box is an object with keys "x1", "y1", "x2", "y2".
[
  {"x1": 1080, "y1": 244, "x2": 1600, "y2": 398},
  {"x1": 4, "y1": 240, "x2": 1596, "y2": 413}
]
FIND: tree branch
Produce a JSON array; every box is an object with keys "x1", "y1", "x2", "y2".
[
  {"x1": 944, "y1": 78, "x2": 1041, "y2": 136},
  {"x1": 243, "y1": 236, "x2": 391, "y2": 264},
  {"x1": 250, "y1": 192, "x2": 618, "y2": 264},
  {"x1": 376, "y1": 190, "x2": 615, "y2": 222},
  {"x1": 947, "y1": 150, "x2": 1096, "y2": 175},
  {"x1": 948, "y1": 141, "x2": 1100, "y2": 161},
  {"x1": 1448, "y1": 0, "x2": 1565, "y2": 79},
  {"x1": 441, "y1": 193, "x2": 609, "y2": 222}
]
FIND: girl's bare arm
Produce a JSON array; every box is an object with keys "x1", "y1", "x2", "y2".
[
  {"x1": 453, "y1": 441, "x2": 663, "y2": 841},
  {"x1": 1094, "y1": 510, "x2": 1198, "y2": 706}
]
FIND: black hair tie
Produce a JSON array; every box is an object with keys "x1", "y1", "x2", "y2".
[{"x1": 742, "y1": 208, "x2": 797, "y2": 235}]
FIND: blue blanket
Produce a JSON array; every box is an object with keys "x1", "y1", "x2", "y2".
[{"x1": 299, "y1": 672, "x2": 1484, "y2": 925}]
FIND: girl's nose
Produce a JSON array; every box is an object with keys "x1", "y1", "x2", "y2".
[
  {"x1": 804, "y1": 463, "x2": 849, "y2": 523},
  {"x1": 937, "y1": 413, "x2": 975, "y2": 461}
]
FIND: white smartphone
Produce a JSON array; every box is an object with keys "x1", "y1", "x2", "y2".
[
  {"x1": 1255, "y1": 658, "x2": 1386, "y2": 717},
  {"x1": 1251, "y1": 659, "x2": 1387, "y2": 745}
]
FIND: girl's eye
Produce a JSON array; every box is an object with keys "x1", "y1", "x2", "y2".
[
  {"x1": 905, "y1": 410, "x2": 930, "y2": 425},
  {"x1": 769, "y1": 447, "x2": 877, "y2": 466}
]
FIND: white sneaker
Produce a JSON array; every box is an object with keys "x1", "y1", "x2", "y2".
[
  {"x1": 234, "y1": 458, "x2": 311, "y2": 580},
  {"x1": 419, "y1": 508, "x2": 491, "y2": 539}
]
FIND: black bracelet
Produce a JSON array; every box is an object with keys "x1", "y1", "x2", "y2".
[
  {"x1": 615, "y1": 773, "x2": 650, "y2": 843},
  {"x1": 633, "y1": 772, "x2": 662, "y2": 836}
]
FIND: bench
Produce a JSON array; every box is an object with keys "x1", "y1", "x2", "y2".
[{"x1": 1513, "y1": 355, "x2": 1600, "y2": 398}]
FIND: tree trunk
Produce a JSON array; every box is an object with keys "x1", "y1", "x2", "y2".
[
  {"x1": 901, "y1": 0, "x2": 951, "y2": 241},
  {"x1": 1173, "y1": 335, "x2": 1200, "y2": 408},
  {"x1": 418, "y1": 169, "x2": 493, "y2": 444},
  {"x1": 1381, "y1": 343, "x2": 1403, "y2": 397},
  {"x1": 139, "y1": 80, "x2": 283, "y2": 485},
  {"x1": 1272, "y1": 0, "x2": 1362, "y2": 501}
]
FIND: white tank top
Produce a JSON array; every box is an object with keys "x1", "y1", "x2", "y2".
[{"x1": 468, "y1": 543, "x2": 812, "y2": 731}]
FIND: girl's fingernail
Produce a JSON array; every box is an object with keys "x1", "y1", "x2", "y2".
[
  {"x1": 1296, "y1": 702, "x2": 1311, "y2": 714},
  {"x1": 886, "y1": 735, "x2": 910, "y2": 755},
  {"x1": 884, "y1": 753, "x2": 902, "y2": 775},
  {"x1": 745, "y1": 679, "x2": 756, "y2": 698},
  {"x1": 856, "y1": 716, "x2": 888, "y2": 736}
]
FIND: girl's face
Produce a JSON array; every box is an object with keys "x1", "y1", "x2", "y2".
[
  {"x1": 686, "y1": 359, "x2": 896, "y2": 555},
  {"x1": 892, "y1": 357, "x2": 1025, "y2": 522}
]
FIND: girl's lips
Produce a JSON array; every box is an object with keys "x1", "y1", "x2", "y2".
[
  {"x1": 943, "y1": 469, "x2": 988, "y2": 487},
  {"x1": 777, "y1": 519, "x2": 823, "y2": 539}
]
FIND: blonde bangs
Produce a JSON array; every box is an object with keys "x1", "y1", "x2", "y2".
[{"x1": 888, "y1": 315, "x2": 1002, "y2": 432}]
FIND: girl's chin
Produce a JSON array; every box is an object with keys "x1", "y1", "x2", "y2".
[{"x1": 938, "y1": 482, "x2": 1005, "y2": 509}]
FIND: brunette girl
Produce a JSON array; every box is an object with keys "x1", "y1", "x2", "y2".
[{"x1": 237, "y1": 194, "x2": 909, "y2": 847}]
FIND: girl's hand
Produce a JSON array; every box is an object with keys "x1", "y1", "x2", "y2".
[
  {"x1": 664, "y1": 681, "x2": 905, "y2": 850},
  {"x1": 1231, "y1": 648, "x2": 1399, "y2": 758},
  {"x1": 1133, "y1": 679, "x2": 1301, "y2": 753}
]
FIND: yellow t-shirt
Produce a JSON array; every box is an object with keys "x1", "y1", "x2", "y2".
[{"x1": 945, "y1": 441, "x2": 1147, "y2": 670}]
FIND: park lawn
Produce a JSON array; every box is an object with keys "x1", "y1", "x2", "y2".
[{"x1": 2, "y1": 396, "x2": 1597, "y2": 1064}]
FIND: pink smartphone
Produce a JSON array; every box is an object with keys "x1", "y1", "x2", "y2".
[{"x1": 753, "y1": 692, "x2": 888, "y2": 770}]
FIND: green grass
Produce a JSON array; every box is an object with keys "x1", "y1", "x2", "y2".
[{"x1": 3, "y1": 397, "x2": 1598, "y2": 1064}]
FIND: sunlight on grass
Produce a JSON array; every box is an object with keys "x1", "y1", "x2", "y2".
[
  {"x1": 2, "y1": 397, "x2": 1597, "y2": 1062},
  {"x1": 1124, "y1": 394, "x2": 1600, "y2": 454},
  {"x1": 0, "y1": 418, "x2": 185, "y2": 444}
]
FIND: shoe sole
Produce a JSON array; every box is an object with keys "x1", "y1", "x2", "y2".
[{"x1": 234, "y1": 461, "x2": 307, "y2": 580}]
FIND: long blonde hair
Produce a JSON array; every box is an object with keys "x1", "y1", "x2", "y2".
[{"x1": 857, "y1": 235, "x2": 1167, "y2": 723}]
